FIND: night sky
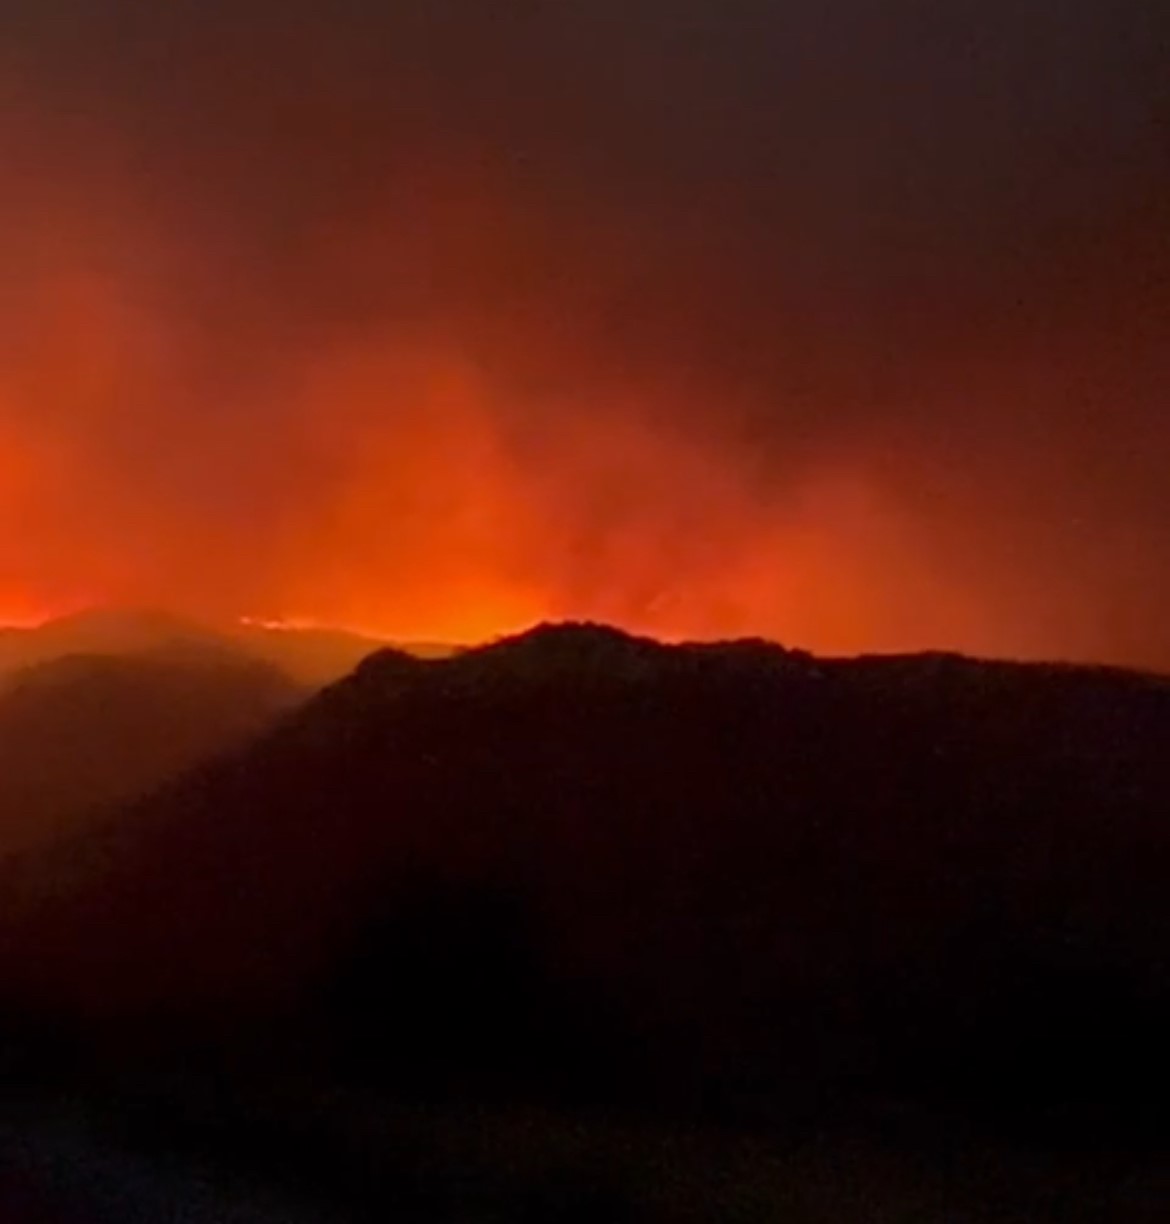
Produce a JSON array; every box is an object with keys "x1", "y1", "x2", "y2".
[{"x1": 2, "y1": 1, "x2": 1168, "y2": 663}]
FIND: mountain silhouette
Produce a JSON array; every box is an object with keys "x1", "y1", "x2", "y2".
[
  {"x1": 0, "y1": 608, "x2": 454, "y2": 687},
  {"x1": 0, "y1": 623, "x2": 1167, "y2": 1117},
  {"x1": 0, "y1": 608, "x2": 217, "y2": 672},
  {"x1": 231, "y1": 622, "x2": 453, "y2": 686},
  {"x1": 0, "y1": 649, "x2": 303, "y2": 854}
]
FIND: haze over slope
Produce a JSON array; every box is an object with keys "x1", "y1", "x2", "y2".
[
  {"x1": 0, "y1": 646, "x2": 302, "y2": 852},
  {"x1": 0, "y1": 608, "x2": 442, "y2": 686}
]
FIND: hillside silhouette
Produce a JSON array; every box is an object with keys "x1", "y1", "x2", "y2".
[
  {"x1": 0, "y1": 623, "x2": 1167, "y2": 1126},
  {"x1": 0, "y1": 649, "x2": 303, "y2": 853},
  {"x1": 0, "y1": 608, "x2": 228, "y2": 671},
  {"x1": 232, "y1": 622, "x2": 454, "y2": 685},
  {"x1": 0, "y1": 607, "x2": 453, "y2": 687}
]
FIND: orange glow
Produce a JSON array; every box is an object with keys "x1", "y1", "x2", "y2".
[
  {"x1": 0, "y1": 329, "x2": 996, "y2": 654},
  {"x1": 0, "y1": 92, "x2": 1164, "y2": 670},
  {"x1": 0, "y1": 275, "x2": 1117, "y2": 658},
  {"x1": 202, "y1": 340, "x2": 989, "y2": 655}
]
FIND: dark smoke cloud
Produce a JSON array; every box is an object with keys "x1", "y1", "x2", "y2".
[{"x1": 1, "y1": 1, "x2": 1168, "y2": 661}]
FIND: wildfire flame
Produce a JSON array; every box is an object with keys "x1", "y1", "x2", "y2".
[{"x1": 1, "y1": 58, "x2": 1164, "y2": 669}]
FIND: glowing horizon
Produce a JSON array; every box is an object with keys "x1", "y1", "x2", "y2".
[{"x1": 2, "y1": 5, "x2": 1167, "y2": 674}]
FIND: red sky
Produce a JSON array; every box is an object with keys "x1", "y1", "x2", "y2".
[{"x1": 2, "y1": 1, "x2": 1168, "y2": 664}]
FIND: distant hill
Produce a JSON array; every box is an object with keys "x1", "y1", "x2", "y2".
[
  {"x1": 0, "y1": 608, "x2": 223, "y2": 673},
  {"x1": 0, "y1": 608, "x2": 456, "y2": 687},
  {"x1": 231, "y1": 622, "x2": 454, "y2": 686},
  {"x1": 0, "y1": 650, "x2": 303, "y2": 853},
  {"x1": 1, "y1": 623, "x2": 1167, "y2": 1117}
]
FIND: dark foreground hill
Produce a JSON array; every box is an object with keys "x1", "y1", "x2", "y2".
[
  {"x1": 0, "y1": 623, "x2": 1167, "y2": 1126},
  {"x1": 0, "y1": 650, "x2": 304, "y2": 853}
]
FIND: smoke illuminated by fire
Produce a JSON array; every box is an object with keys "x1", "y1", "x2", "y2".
[
  {"x1": 0, "y1": 314, "x2": 1063, "y2": 657},
  {"x1": 2, "y1": 5, "x2": 1168, "y2": 665},
  {"x1": 0, "y1": 288, "x2": 999, "y2": 654},
  {"x1": 0, "y1": 323, "x2": 986, "y2": 652}
]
